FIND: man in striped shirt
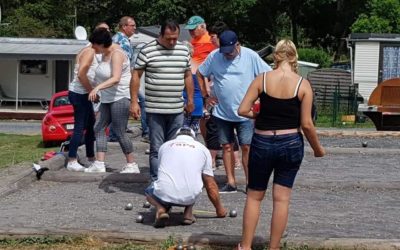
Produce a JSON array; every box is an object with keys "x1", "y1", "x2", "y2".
[{"x1": 130, "y1": 19, "x2": 194, "y2": 181}]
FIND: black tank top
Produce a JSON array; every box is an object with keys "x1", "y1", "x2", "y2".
[{"x1": 255, "y1": 73, "x2": 302, "y2": 130}]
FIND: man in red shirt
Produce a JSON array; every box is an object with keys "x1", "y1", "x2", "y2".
[{"x1": 184, "y1": 15, "x2": 216, "y2": 71}]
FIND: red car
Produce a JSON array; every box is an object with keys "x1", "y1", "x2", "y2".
[{"x1": 41, "y1": 91, "x2": 74, "y2": 147}]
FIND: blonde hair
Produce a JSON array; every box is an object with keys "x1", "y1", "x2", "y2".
[{"x1": 273, "y1": 39, "x2": 298, "y2": 73}]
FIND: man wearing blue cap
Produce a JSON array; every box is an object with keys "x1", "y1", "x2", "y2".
[{"x1": 197, "y1": 30, "x2": 272, "y2": 193}]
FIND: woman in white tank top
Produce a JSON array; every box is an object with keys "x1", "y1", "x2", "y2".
[
  {"x1": 66, "y1": 44, "x2": 98, "y2": 172},
  {"x1": 84, "y1": 28, "x2": 139, "y2": 174}
]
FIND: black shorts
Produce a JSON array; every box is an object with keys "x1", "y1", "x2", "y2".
[{"x1": 205, "y1": 115, "x2": 239, "y2": 151}]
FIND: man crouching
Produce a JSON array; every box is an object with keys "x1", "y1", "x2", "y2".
[{"x1": 145, "y1": 126, "x2": 226, "y2": 228}]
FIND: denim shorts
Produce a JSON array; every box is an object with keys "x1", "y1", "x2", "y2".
[
  {"x1": 247, "y1": 132, "x2": 304, "y2": 190},
  {"x1": 214, "y1": 116, "x2": 253, "y2": 145},
  {"x1": 144, "y1": 185, "x2": 188, "y2": 209}
]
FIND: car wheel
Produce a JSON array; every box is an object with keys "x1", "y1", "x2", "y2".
[{"x1": 42, "y1": 141, "x2": 53, "y2": 148}]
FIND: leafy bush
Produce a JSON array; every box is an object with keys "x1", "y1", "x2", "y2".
[{"x1": 298, "y1": 48, "x2": 332, "y2": 68}]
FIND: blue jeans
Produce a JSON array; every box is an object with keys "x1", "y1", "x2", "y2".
[
  {"x1": 215, "y1": 117, "x2": 254, "y2": 145},
  {"x1": 138, "y1": 92, "x2": 148, "y2": 136},
  {"x1": 248, "y1": 132, "x2": 304, "y2": 190},
  {"x1": 68, "y1": 91, "x2": 95, "y2": 159},
  {"x1": 145, "y1": 185, "x2": 188, "y2": 209},
  {"x1": 147, "y1": 112, "x2": 184, "y2": 181}
]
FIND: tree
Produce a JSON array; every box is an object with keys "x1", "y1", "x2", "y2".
[
  {"x1": 351, "y1": 0, "x2": 400, "y2": 33},
  {"x1": 0, "y1": 0, "x2": 77, "y2": 38}
]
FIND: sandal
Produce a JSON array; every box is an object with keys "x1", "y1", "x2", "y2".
[
  {"x1": 182, "y1": 216, "x2": 196, "y2": 225},
  {"x1": 153, "y1": 213, "x2": 169, "y2": 228}
]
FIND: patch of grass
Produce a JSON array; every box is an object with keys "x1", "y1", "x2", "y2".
[
  {"x1": 158, "y1": 235, "x2": 176, "y2": 250},
  {"x1": 315, "y1": 113, "x2": 374, "y2": 128},
  {"x1": 0, "y1": 236, "x2": 157, "y2": 250},
  {"x1": 0, "y1": 236, "x2": 346, "y2": 250},
  {"x1": 0, "y1": 133, "x2": 58, "y2": 169}
]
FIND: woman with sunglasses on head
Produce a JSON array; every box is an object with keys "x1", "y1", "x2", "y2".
[{"x1": 237, "y1": 39, "x2": 325, "y2": 250}]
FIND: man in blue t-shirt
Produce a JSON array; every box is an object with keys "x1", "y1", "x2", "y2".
[{"x1": 197, "y1": 30, "x2": 272, "y2": 193}]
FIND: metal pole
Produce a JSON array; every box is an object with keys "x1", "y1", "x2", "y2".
[{"x1": 16, "y1": 60, "x2": 19, "y2": 111}]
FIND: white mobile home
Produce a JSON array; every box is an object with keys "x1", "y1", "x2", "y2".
[
  {"x1": 347, "y1": 33, "x2": 400, "y2": 101},
  {"x1": 0, "y1": 32, "x2": 155, "y2": 111},
  {"x1": 0, "y1": 37, "x2": 87, "y2": 110}
]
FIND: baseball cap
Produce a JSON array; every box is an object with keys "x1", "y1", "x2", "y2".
[
  {"x1": 219, "y1": 30, "x2": 238, "y2": 54},
  {"x1": 184, "y1": 16, "x2": 205, "y2": 30},
  {"x1": 176, "y1": 126, "x2": 196, "y2": 138}
]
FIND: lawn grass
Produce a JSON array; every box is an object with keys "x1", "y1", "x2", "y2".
[
  {"x1": 0, "y1": 235, "x2": 344, "y2": 250},
  {"x1": 0, "y1": 133, "x2": 58, "y2": 169},
  {"x1": 315, "y1": 114, "x2": 375, "y2": 128}
]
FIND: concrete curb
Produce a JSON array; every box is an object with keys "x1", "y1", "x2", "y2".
[
  {"x1": 0, "y1": 153, "x2": 66, "y2": 198},
  {"x1": 317, "y1": 129, "x2": 400, "y2": 137},
  {"x1": 0, "y1": 227, "x2": 399, "y2": 249}
]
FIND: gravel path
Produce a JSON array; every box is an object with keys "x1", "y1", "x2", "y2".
[
  {"x1": 0, "y1": 129, "x2": 400, "y2": 249},
  {"x1": 0, "y1": 138, "x2": 399, "y2": 243}
]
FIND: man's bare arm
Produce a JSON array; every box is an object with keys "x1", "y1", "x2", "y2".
[
  {"x1": 202, "y1": 174, "x2": 227, "y2": 218},
  {"x1": 129, "y1": 69, "x2": 144, "y2": 119},
  {"x1": 184, "y1": 69, "x2": 194, "y2": 113}
]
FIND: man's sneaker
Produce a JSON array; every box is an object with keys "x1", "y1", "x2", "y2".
[
  {"x1": 84, "y1": 161, "x2": 106, "y2": 173},
  {"x1": 67, "y1": 161, "x2": 85, "y2": 172},
  {"x1": 219, "y1": 183, "x2": 237, "y2": 193},
  {"x1": 120, "y1": 162, "x2": 140, "y2": 174}
]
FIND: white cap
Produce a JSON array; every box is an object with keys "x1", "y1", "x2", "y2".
[{"x1": 176, "y1": 126, "x2": 196, "y2": 138}]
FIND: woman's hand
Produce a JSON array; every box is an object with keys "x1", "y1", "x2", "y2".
[
  {"x1": 89, "y1": 87, "x2": 99, "y2": 102},
  {"x1": 314, "y1": 146, "x2": 326, "y2": 157}
]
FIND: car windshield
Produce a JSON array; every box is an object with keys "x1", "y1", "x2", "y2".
[{"x1": 53, "y1": 96, "x2": 71, "y2": 107}]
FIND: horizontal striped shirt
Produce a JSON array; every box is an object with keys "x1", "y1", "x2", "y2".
[{"x1": 135, "y1": 40, "x2": 191, "y2": 114}]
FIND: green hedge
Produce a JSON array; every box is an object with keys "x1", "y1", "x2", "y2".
[{"x1": 298, "y1": 48, "x2": 332, "y2": 68}]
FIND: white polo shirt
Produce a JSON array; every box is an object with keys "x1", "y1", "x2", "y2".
[{"x1": 153, "y1": 135, "x2": 213, "y2": 205}]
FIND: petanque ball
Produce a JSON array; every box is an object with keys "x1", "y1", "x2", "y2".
[
  {"x1": 143, "y1": 201, "x2": 151, "y2": 208},
  {"x1": 176, "y1": 244, "x2": 184, "y2": 250},
  {"x1": 188, "y1": 244, "x2": 195, "y2": 250},
  {"x1": 362, "y1": 141, "x2": 368, "y2": 147},
  {"x1": 125, "y1": 203, "x2": 133, "y2": 210},
  {"x1": 136, "y1": 215, "x2": 144, "y2": 223},
  {"x1": 229, "y1": 209, "x2": 237, "y2": 218}
]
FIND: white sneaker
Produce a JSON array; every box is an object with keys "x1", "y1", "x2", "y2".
[
  {"x1": 67, "y1": 161, "x2": 85, "y2": 172},
  {"x1": 120, "y1": 162, "x2": 140, "y2": 174},
  {"x1": 84, "y1": 161, "x2": 106, "y2": 173}
]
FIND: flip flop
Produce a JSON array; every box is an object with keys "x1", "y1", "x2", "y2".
[
  {"x1": 182, "y1": 217, "x2": 196, "y2": 225},
  {"x1": 153, "y1": 213, "x2": 169, "y2": 228}
]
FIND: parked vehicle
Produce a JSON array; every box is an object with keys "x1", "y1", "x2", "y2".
[{"x1": 41, "y1": 91, "x2": 74, "y2": 147}]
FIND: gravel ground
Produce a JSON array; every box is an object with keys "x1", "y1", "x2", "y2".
[
  {"x1": 0, "y1": 129, "x2": 399, "y2": 250},
  {"x1": 317, "y1": 135, "x2": 400, "y2": 149},
  {"x1": 0, "y1": 136, "x2": 399, "y2": 242}
]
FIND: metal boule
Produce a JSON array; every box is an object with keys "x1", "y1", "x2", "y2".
[
  {"x1": 229, "y1": 209, "x2": 237, "y2": 217},
  {"x1": 143, "y1": 201, "x2": 151, "y2": 208},
  {"x1": 136, "y1": 215, "x2": 144, "y2": 223},
  {"x1": 125, "y1": 203, "x2": 133, "y2": 210}
]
